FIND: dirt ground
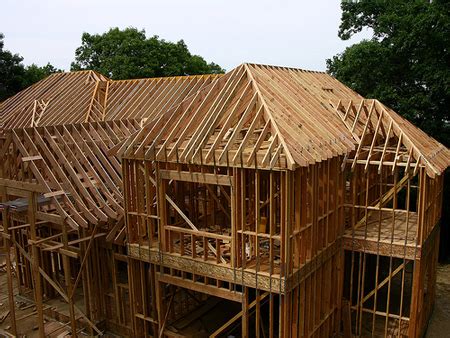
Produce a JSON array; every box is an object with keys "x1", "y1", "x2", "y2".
[{"x1": 425, "y1": 263, "x2": 450, "y2": 337}]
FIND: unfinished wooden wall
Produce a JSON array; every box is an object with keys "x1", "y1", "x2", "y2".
[
  {"x1": 342, "y1": 163, "x2": 444, "y2": 337},
  {"x1": 123, "y1": 155, "x2": 345, "y2": 337},
  {"x1": 0, "y1": 189, "x2": 132, "y2": 336},
  {"x1": 283, "y1": 156, "x2": 345, "y2": 337}
]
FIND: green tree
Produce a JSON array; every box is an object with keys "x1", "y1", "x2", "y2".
[
  {"x1": 0, "y1": 33, "x2": 26, "y2": 101},
  {"x1": 0, "y1": 33, "x2": 61, "y2": 101},
  {"x1": 71, "y1": 27, "x2": 224, "y2": 79},
  {"x1": 22, "y1": 63, "x2": 61, "y2": 88},
  {"x1": 327, "y1": 0, "x2": 450, "y2": 147}
]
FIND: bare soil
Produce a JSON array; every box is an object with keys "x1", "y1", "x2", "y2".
[{"x1": 425, "y1": 263, "x2": 450, "y2": 337}]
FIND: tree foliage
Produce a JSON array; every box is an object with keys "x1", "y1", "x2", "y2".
[
  {"x1": 71, "y1": 27, "x2": 224, "y2": 79},
  {"x1": 0, "y1": 33, "x2": 26, "y2": 101},
  {"x1": 327, "y1": 0, "x2": 450, "y2": 147},
  {"x1": 21, "y1": 63, "x2": 61, "y2": 88},
  {"x1": 0, "y1": 33, "x2": 60, "y2": 101}
]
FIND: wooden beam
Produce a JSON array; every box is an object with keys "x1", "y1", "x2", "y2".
[
  {"x1": 158, "y1": 274, "x2": 242, "y2": 302},
  {"x1": 159, "y1": 169, "x2": 231, "y2": 186}
]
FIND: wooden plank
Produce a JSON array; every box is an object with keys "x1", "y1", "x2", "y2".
[
  {"x1": 158, "y1": 274, "x2": 242, "y2": 302},
  {"x1": 0, "y1": 178, "x2": 47, "y2": 193},
  {"x1": 21, "y1": 155, "x2": 43, "y2": 162},
  {"x1": 159, "y1": 169, "x2": 231, "y2": 186},
  {"x1": 2, "y1": 209, "x2": 17, "y2": 336},
  {"x1": 43, "y1": 190, "x2": 65, "y2": 198}
]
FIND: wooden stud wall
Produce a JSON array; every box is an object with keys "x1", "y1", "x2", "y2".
[
  {"x1": 342, "y1": 161, "x2": 444, "y2": 337},
  {"x1": 122, "y1": 156, "x2": 346, "y2": 337}
]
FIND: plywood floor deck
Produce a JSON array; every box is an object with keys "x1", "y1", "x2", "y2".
[{"x1": 343, "y1": 210, "x2": 419, "y2": 259}]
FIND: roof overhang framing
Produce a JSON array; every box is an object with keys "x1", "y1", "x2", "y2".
[
  {"x1": 1, "y1": 119, "x2": 140, "y2": 229},
  {"x1": 331, "y1": 99, "x2": 450, "y2": 178}
]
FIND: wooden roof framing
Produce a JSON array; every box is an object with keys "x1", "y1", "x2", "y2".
[
  {"x1": 1, "y1": 63, "x2": 448, "y2": 236},
  {"x1": 1, "y1": 120, "x2": 140, "y2": 229},
  {"x1": 1, "y1": 71, "x2": 219, "y2": 131},
  {"x1": 120, "y1": 63, "x2": 449, "y2": 175},
  {"x1": 1, "y1": 71, "x2": 108, "y2": 130},
  {"x1": 331, "y1": 99, "x2": 450, "y2": 177},
  {"x1": 119, "y1": 63, "x2": 363, "y2": 168},
  {"x1": 100, "y1": 74, "x2": 219, "y2": 122}
]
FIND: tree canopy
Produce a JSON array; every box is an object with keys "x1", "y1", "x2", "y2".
[
  {"x1": 0, "y1": 33, "x2": 27, "y2": 101},
  {"x1": 0, "y1": 33, "x2": 60, "y2": 101},
  {"x1": 327, "y1": 0, "x2": 450, "y2": 147},
  {"x1": 71, "y1": 27, "x2": 224, "y2": 79}
]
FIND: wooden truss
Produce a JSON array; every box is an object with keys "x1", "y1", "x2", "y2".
[{"x1": 331, "y1": 99, "x2": 450, "y2": 178}]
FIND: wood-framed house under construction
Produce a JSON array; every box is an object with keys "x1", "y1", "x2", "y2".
[{"x1": 0, "y1": 63, "x2": 449, "y2": 337}]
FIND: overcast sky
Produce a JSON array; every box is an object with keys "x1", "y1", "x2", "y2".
[{"x1": 2, "y1": 0, "x2": 371, "y2": 72}]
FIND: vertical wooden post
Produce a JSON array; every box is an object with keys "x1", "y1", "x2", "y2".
[
  {"x1": 156, "y1": 164, "x2": 167, "y2": 251},
  {"x1": 28, "y1": 191, "x2": 45, "y2": 337},
  {"x1": 80, "y1": 228, "x2": 93, "y2": 336},
  {"x1": 155, "y1": 275, "x2": 164, "y2": 335},
  {"x1": 255, "y1": 170, "x2": 261, "y2": 338},
  {"x1": 231, "y1": 167, "x2": 236, "y2": 268},
  {"x1": 128, "y1": 258, "x2": 139, "y2": 335},
  {"x1": 62, "y1": 255, "x2": 77, "y2": 336},
  {"x1": 2, "y1": 207, "x2": 17, "y2": 336},
  {"x1": 242, "y1": 286, "x2": 249, "y2": 337},
  {"x1": 342, "y1": 299, "x2": 352, "y2": 338},
  {"x1": 62, "y1": 218, "x2": 77, "y2": 338}
]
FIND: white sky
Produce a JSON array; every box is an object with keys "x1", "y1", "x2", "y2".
[{"x1": 2, "y1": 0, "x2": 371, "y2": 72}]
